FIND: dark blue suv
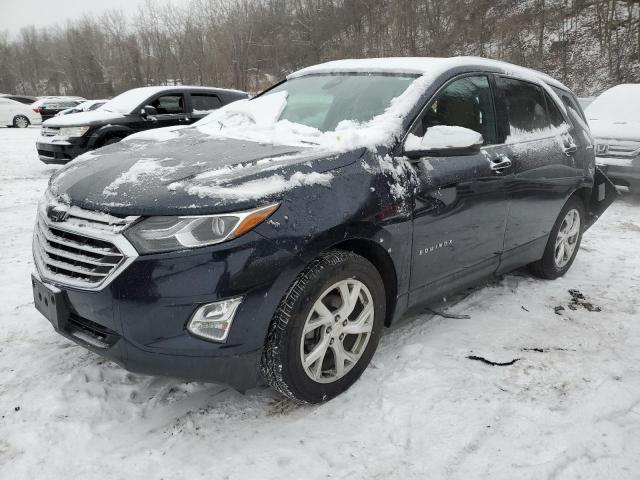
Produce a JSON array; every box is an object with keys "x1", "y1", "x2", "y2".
[{"x1": 32, "y1": 57, "x2": 617, "y2": 403}]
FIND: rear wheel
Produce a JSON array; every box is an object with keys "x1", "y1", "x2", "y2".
[
  {"x1": 529, "y1": 196, "x2": 585, "y2": 279},
  {"x1": 261, "y1": 250, "x2": 385, "y2": 403},
  {"x1": 13, "y1": 115, "x2": 29, "y2": 128}
]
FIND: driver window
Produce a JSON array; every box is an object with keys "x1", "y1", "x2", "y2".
[
  {"x1": 150, "y1": 94, "x2": 185, "y2": 115},
  {"x1": 411, "y1": 75, "x2": 497, "y2": 145}
]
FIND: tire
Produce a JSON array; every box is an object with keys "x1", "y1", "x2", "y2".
[
  {"x1": 13, "y1": 115, "x2": 30, "y2": 128},
  {"x1": 529, "y1": 196, "x2": 585, "y2": 279},
  {"x1": 261, "y1": 249, "x2": 386, "y2": 403}
]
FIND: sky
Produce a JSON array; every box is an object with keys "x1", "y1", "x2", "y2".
[{"x1": 0, "y1": 0, "x2": 185, "y2": 35}]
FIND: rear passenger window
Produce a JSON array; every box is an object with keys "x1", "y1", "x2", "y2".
[
  {"x1": 192, "y1": 94, "x2": 222, "y2": 113},
  {"x1": 412, "y1": 75, "x2": 497, "y2": 145},
  {"x1": 495, "y1": 77, "x2": 550, "y2": 138}
]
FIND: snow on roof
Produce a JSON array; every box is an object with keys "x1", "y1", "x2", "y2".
[{"x1": 289, "y1": 56, "x2": 567, "y2": 90}]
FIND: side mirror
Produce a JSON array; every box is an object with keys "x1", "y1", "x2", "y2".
[
  {"x1": 141, "y1": 105, "x2": 158, "y2": 118},
  {"x1": 404, "y1": 126, "x2": 483, "y2": 159}
]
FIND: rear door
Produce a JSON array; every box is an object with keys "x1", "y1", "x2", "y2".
[
  {"x1": 494, "y1": 76, "x2": 584, "y2": 271},
  {"x1": 187, "y1": 92, "x2": 223, "y2": 123},
  {"x1": 407, "y1": 74, "x2": 512, "y2": 304}
]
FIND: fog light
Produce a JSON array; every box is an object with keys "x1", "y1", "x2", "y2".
[{"x1": 187, "y1": 297, "x2": 242, "y2": 342}]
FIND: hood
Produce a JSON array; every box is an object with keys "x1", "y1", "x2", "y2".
[
  {"x1": 49, "y1": 128, "x2": 364, "y2": 216},
  {"x1": 43, "y1": 110, "x2": 128, "y2": 127},
  {"x1": 588, "y1": 118, "x2": 640, "y2": 142}
]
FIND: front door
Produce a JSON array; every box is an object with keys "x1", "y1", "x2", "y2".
[
  {"x1": 147, "y1": 92, "x2": 189, "y2": 129},
  {"x1": 406, "y1": 75, "x2": 511, "y2": 306}
]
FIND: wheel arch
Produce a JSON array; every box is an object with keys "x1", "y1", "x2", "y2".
[
  {"x1": 571, "y1": 184, "x2": 592, "y2": 211},
  {"x1": 330, "y1": 238, "x2": 398, "y2": 327},
  {"x1": 89, "y1": 125, "x2": 134, "y2": 148}
]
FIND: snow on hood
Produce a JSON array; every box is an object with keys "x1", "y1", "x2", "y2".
[
  {"x1": 588, "y1": 119, "x2": 640, "y2": 142},
  {"x1": 43, "y1": 109, "x2": 126, "y2": 127},
  {"x1": 49, "y1": 130, "x2": 361, "y2": 215}
]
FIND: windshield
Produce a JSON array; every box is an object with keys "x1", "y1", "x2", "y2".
[
  {"x1": 101, "y1": 88, "x2": 154, "y2": 114},
  {"x1": 586, "y1": 85, "x2": 640, "y2": 123},
  {"x1": 194, "y1": 72, "x2": 422, "y2": 149},
  {"x1": 264, "y1": 73, "x2": 417, "y2": 132}
]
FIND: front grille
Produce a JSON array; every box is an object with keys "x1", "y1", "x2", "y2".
[
  {"x1": 41, "y1": 126, "x2": 60, "y2": 137},
  {"x1": 33, "y1": 202, "x2": 139, "y2": 290}
]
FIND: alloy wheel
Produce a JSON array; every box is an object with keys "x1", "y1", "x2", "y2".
[
  {"x1": 14, "y1": 116, "x2": 29, "y2": 128},
  {"x1": 554, "y1": 208, "x2": 581, "y2": 268},
  {"x1": 300, "y1": 279, "x2": 374, "y2": 383}
]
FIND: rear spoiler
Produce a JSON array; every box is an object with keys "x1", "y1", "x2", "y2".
[{"x1": 585, "y1": 166, "x2": 620, "y2": 230}]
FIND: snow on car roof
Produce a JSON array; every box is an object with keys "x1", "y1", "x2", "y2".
[{"x1": 289, "y1": 56, "x2": 567, "y2": 90}]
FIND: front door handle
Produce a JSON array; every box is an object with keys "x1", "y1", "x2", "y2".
[
  {"x1": 490, "y1": 156, "x2": 512, "y2": 173},
  {"x1": 563, "y1": 145, "x2": 578, "y2": 156}
]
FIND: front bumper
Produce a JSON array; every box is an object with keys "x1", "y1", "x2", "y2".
[
  {"x1": 596, "y1": 156, "x2": 640, "y2": 190},
  {"x1": 32, "y1": 231, "x2": 304, "y2": 390},
  {"x1": 36, "y1": 136, "x2": 90, "y2": 164}
]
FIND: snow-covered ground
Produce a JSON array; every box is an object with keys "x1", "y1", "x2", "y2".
[{"x1": 1, "y1": 127, "x2": 639, "y2": 479}]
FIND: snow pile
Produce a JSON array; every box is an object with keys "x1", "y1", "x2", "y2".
[
  {"x1": 194, "y1": 74, "x2": 435, "y2": 153},
  {"x1": 123, "y1": 126, "x2": 186, "y2": 142},
  {"x1": 585, "y1": 84, "x2": 640, "y2": 122},
  {"x1": 184, "y1": 170, "x2": 333, "y2": 200},
  {"x1": 103, "y1": 157, "x2": 181, "y2": 196},
  {"x1": 405, "y1": 126, "x2": 483, "y2": 150}
]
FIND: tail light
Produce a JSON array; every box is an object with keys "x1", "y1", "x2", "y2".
[{"x1": 33, "y1": 107, "x2": 40, "y2": 113}]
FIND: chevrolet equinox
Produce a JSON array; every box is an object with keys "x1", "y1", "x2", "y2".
[{"x1": 32, "y1": 57, "x2": 617, "y2": 403}]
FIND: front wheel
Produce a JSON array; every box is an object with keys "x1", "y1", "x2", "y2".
[
  {"x1": 261, "y1": 250, "x2": 386, "y2": 403},
  {"x1": 529, "y1": 196, "x2": 585, "y2": 279},
  {"x1": 13, "y1": 115, "x2": 30, "y2": 128}
]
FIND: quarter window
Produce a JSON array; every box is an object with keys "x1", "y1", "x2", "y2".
[
  {"x1": 551, "y1": 87, "x2": 587, "y2": 124},
  {"x1": 495, "y1": 77, "x2": 550, "y2": 138},
  {"x1": 411, "y1": 75, "x2": 497, "y2": 145},
  {"x1": 544, "y1": 91, "x2": 566, "y2": 128}
]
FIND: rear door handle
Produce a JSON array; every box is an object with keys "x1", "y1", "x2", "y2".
[
  {"x1": 490, "y1": 156, "x2": 512, "y2": 173},
  {"x1": 563, "y1": 145, "x2": 578, "y2": 156}
]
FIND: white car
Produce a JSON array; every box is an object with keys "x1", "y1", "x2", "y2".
[{"x1": 0, "y1": 97, "x2": 42, "y2": 128}]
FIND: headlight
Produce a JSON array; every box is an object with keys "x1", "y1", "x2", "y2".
[
  {"x1": 124, "y1": 203, "x2": 279, "y2": 254},
  {"x1": 58, "y1": 126, "x2": 90, "y2": 137}
]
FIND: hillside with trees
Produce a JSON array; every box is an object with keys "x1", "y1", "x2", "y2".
[{"x1": 1, "y1": 0, "x2": 639, "y2": 97}]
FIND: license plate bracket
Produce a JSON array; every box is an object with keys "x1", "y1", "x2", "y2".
[{"x1": 32, "y1": 274, "x2": 70, "y2": 330}]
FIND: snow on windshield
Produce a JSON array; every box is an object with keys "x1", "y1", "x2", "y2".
[
  {"x1": 194, "y1": 73, "x2": 431, "y2": 152},
  {"x1": 586, "y1": 84, "x2": 640, "y2": 122},
  {"x1": 101, "y1": 88, "x2": 159, "y2": 114}
]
